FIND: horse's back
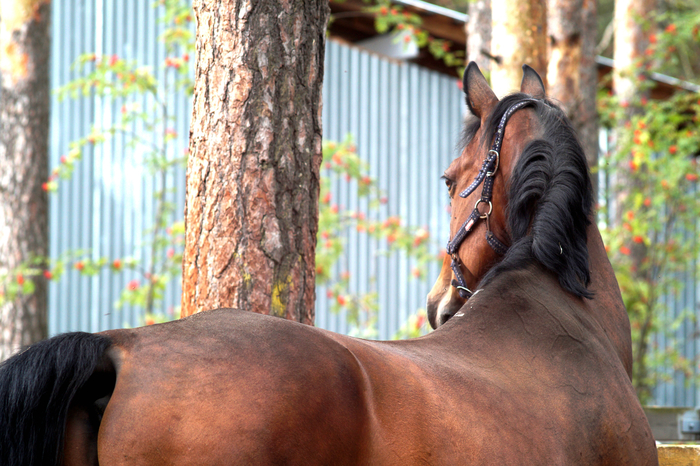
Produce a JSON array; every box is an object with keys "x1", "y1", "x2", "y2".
[
  {"x1": 97, "y1": 309, "x2": 370, "y2": 465},
  {"x1": 94, "y1": 303, "x2": 657, "y2": 465},
  {"x1": 335, "y1": 334, "x2": 656, "y2": 466}
]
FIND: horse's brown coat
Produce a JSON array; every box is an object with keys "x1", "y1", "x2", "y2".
[
  {"x1": 89, "y1": 254, "x2": 654, "y2": 465},
  {"x1": 3, "y1": 62, "x2": 655, "y2": 466}
]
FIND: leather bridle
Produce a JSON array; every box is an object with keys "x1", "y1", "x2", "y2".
[{"x1": 446, "y1": 99, "x2": 536, "y2": 299}]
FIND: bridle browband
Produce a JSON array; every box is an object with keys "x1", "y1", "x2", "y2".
[{"x1": 446, "y1": 99, "x2": 537, "y2": 299}]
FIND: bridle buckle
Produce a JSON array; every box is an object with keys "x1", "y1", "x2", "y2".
[{"x1": 486, "y1": 150, "x2": 500, "y2": 177}]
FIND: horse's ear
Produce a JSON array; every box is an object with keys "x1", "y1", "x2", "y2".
[
  {"x1": 463, "y1": 61, "x2": 498, "y2": 119},
  {"x1": 520, "y1": 64, "x2": 545, "y2": 99}
]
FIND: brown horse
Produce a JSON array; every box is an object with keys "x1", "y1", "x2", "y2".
[{"x1": 1, "y1": 63, "x2": 657, "y2": 465}]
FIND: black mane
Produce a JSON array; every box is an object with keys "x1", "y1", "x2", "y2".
[{"x1": 479, "y1": 93, "x2": 594, "y2": 299}]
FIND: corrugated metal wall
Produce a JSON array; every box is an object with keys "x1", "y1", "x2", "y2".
[
  {"x1": 48, "y1": 2, "x2": 463, "y2": 340},
  {"x1": 49, "y1": 0, "x2": 187, "y2": 334},
  {"x1": 315, "y1": 41, "x2": 463, "y2": 337}
]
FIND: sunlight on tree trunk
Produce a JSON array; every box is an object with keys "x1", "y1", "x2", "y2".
[
  {"x1": 466, "y1": 0, "x2": 491, "y2": 76},
  {"x1": 490, "y1": 0, "x2": 547, "y2": 95},
  {"x1": 614, "y1": 0, "x2": 656, "y2": 105},
  {"x1": 0, "y1": 0, "x2": 50, "y2": 360},
  {"x1": 182, "y1": 1, "x2": 330, "y2": 323},
  {"x1": 547, "y1": 0, "x2": 598, "y2": 191}
]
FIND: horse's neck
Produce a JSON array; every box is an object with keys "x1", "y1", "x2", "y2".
[
  {"x1": 437, "y1": 223, "x2": 633, "y2": 378},
  {"x1": 584, "y1": 222, "x2": 634, "y2": 378}
]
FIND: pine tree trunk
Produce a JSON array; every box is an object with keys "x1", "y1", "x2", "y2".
[
  {"x1": 466, "y1": 0, "x2": 492, "y2": 75},
  {"x1": 490, "y1": 0, "x2": 547, "y2": 95},
  {"x1": 614, "y1": 0, "x2": 656, "y2": 107},
  {"x1": 182, "y1": 1, "x2": 330, "y2": 323},
  {"x1": 547, "y1": 0, "x2": 598, "y2": 191},
  {"x1": 0, "y1": 0, "x2": 50, "y2": 360}
]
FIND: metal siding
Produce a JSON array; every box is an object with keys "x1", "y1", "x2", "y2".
[
  {"x1": 49, "y1": 16, "x2": 462, "y2": 340},
  {"x1": 48, "y1": 0, "x2": 185, "y2": 334}
]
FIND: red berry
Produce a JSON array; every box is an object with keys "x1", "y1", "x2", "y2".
[{"x1": 415, "y1": 313, "x2": 426, "y2": 330}]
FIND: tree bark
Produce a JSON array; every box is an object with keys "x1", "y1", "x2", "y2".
[
  {"x1": 547, "y1": 0, "x2": 598, "y2": 191},
  {"x1": 490, "y1": 0, "x2": 547, "y2": 95},
  {"x1": 613, "y1": 0, "x2": 656, "y2": 107},
  {"x1": 0, "y1": 0, "x2": 50, "y2": 360},
  {"x1": 182, "y1": 1, "x2": 330, "y2": 323},
  {"x1": 466, "y1": 0, "x2": 492, "y2": 76}
]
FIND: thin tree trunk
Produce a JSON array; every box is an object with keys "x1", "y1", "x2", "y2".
[
  {"x1": 182, "y1": 1, "x2": 330, "y2": 323},
  {"x1": 0, "y1": 0, "x2": 50, "y2": 360},
  {"x1": 547, "y1": 0, "x2": 598, "y2": 192},
  {"x1": 466, "y1": 0, "x2": 492, "y2": 76},
  {"x1": 490, "y1": 0, "x2": 547, "y2": 95},
  {"x1": 613, "y1": 0, "x2": 656, "y2": 108}
]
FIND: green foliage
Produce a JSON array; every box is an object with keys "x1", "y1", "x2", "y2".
[
  {"x1": 648, "y1": 5, "x2": 700, "y2": 82},
  {"x1": 598, "y1": 13, "x2": 700, "y2": 403},
  {"x1": 317, "y1": 137, "x2": 437, "y2": 337},
  {"x1": 331, "y1": 0, "x2": 465, "y2": 71},
  {"x1": 392, "y1": 310, "x2": 429, "y2": 339}
]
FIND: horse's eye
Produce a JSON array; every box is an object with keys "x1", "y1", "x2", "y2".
[{"x1": 442, "y1": 176, "x2": 455, "y2": 196}]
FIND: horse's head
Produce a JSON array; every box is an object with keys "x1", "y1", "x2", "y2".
[{"x1": 427, "y1": 62, "x2": 593, "y2": 329}]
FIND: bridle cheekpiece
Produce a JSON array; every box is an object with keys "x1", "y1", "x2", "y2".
[{"x1": 445, "y1": 99, "x2": 537, "y2": 299}]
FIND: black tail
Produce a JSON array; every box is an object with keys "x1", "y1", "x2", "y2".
[{"x1": 0, "y1": 332, "x2": 113, "y2": 466}]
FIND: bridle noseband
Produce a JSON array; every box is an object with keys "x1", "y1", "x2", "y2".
[{"x1": 446, "y1": 99, "x2": 536, "y2": 299}]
